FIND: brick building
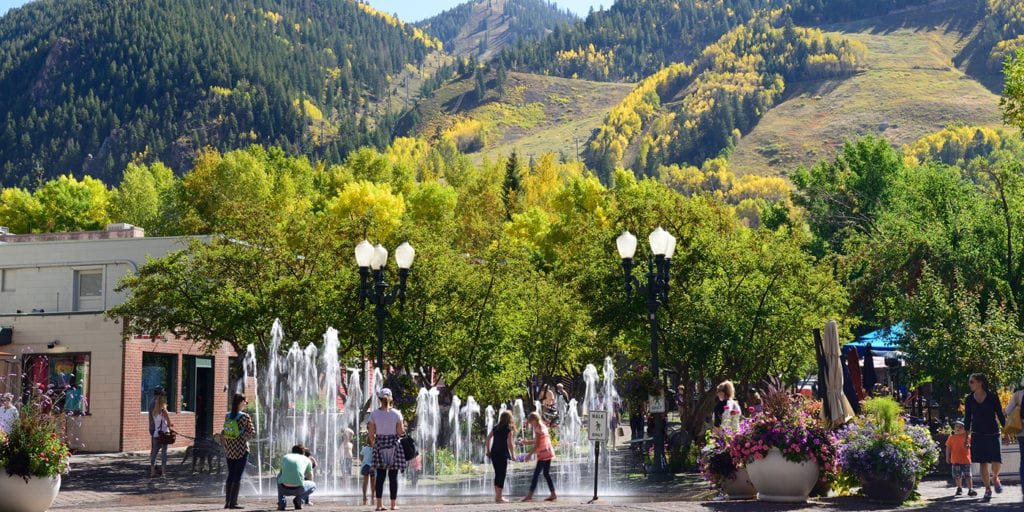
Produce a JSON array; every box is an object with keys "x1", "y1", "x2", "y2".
[{"x1": 0, "y1": 224, "x2": 235, "y2": 453}]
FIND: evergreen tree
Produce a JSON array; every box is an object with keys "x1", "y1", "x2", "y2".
[{"x1": 503, "y1": 151, "x2": 521, "y2": 219}]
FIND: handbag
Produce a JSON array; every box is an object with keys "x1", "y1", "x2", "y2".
[
  {"x1": 400, "y1": 436, "x2": 418, "y2": 461},
  {"x1": 1005, "y1": 391, "x2": 1023, "y2": 437},
  {"x1": 157, "y1": 430, "x2": 177, "y2": 445}
]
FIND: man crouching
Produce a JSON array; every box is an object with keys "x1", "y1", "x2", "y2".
[{"x1": 277, "y1": 444, "x2": 316, "y2": 510}]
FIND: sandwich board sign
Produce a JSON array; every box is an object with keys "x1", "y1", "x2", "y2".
[
  {"x1": 649, "y1": 393, "x2": 666, "y2": 413},
  {"x1": 588, "y1": 411, "x2": 608, "y2": 441}
]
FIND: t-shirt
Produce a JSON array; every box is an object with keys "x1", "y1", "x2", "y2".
[
  {"x1": 0, "y1": 405, "x2": 18, "y2": 433},
  {"x1": 534, "y1": 426, "x2": 555, "y2": 461},
  {"x1": 278, "y1": 453, "x2": 313, "y2": 487},
  {"x1": 369, "y1": 408, "x2": 403, "y2": 436},
  {"x1": 946, "y1": 432, "x2": 971, "y2": 464},
  {"x1": 151, "y1": 411, "x2": 170, "y2": 438},
  {"x1": 361, "y1": 446, "x2": 373, "y2": 466}
]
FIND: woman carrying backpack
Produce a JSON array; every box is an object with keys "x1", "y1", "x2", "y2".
[{"x1": 217, "y1": 393, "x2": 255, "y2": 510}]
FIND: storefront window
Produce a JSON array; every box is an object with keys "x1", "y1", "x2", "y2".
[
  {"x1": 141, "y1": 352, "x2": 176, "y2": 412},
  {"x1": 22, "y1": 353, "x2": 90, "y2": 415}
]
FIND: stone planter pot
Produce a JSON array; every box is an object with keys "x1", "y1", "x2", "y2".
[
  {"x1": 0, "y1": 470, "x2": 61, "y2": 512},
  {"x1": 859, "y1": 474, "x2": 915, "y2": 503},
  {"x1": 721, "y1": 467, "x2": 757, "y2": 500},
  {"x1": 745, "y1": 448, "x2": 819, "y2": 503}
]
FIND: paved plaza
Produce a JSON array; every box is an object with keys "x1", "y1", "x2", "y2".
[{"x1": 50, "y1": 452, "x2": 1023, "y2": 512}]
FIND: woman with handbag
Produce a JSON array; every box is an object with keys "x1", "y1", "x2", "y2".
[
  {"x1": 217, "y1": 393, "x2": 255, "y2": 510},
  {"x1": 368, "y1": 388, "x2": 405, "y2": 512},
  {"x1": 149, "y1": 395, "x2": 173, "y2": 477},
  {"x1": 1003, "y1": 381, "x2": 1024, "y2": 496}
]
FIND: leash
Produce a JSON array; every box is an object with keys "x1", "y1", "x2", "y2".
[{"x1": 171, "y1": 429, "x2": 198, "y2": 442}]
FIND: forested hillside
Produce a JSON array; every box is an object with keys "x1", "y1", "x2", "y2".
[
  {"x1": 418, "y1": 0, "x2": 575, "y2": 59},
  {"x1": 501, "y1": 0, "x2": 930, "y2": 81},
  {"x1": 587, "y1": 16, "x2": 867, "y2": 178},
  {"x1": 0, "y1": 0, "x2": 439, "y2": 186}
]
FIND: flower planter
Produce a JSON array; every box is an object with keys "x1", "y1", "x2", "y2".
[
  {"x1": 721, "y1": 467, "x2": 756, "y2": 500},
  {"x1": 0, "y1": 471, "x2": 61, "y2": 512},
  {"x1": 859, "y1": 474, "x2": 915, "y2": 504},
  {"x1": 745, "y1": 448, "x2": 819, "y2": 503}
]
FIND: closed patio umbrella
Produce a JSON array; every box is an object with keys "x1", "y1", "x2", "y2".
[
  {"x1": 862, "y1": 343, "x2": 878, "y2": 396},
  {"x1": 824, "y1": 321, "x2": 854, "y2": 427},
  {"x1": 841, "y1": 354, "x2": 861, "y2": 415},
  {"x1": 846, "y1": 346, "x2": 865, "y2": 401}
]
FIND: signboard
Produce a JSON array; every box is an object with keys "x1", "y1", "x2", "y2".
[
  {"x1": 649, "y1": 393, "x2": 666, "y2": 413},
  {"x1": 588, "y1": 411, "x2": 609, "y2": 441}
]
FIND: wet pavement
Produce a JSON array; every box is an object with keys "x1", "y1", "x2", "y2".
[{"x1": 50, "y1": 451, "x2": 1024, "y2": 511}]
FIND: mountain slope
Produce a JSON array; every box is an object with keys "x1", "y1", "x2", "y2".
[
  {"x1": 418, "y1": 0, "x2": 575, "y2": 60},
  {"x1": 401, "y1": 71, "x2": 633, "y2": 161},
  {"x1": 0, "y1": 0, "x2": 440, "y2": 186},
  {"x1": 729, "y1": 0, "x2": 1006, "y2": 176},
  {"x1": 502, "y1": 0, "x2": 932, "y2": 81}
]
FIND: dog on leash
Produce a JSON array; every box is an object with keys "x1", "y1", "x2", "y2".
[{"x1": 181, "y1": 435, "x2": 225, "y2": 474}]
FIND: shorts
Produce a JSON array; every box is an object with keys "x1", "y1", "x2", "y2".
[
  {"x1": 951, "y1": 463, "x2": 972, "y2": 480},
  {"x1": 361, "y1": 464, "x2": 371, "y2": 477}
]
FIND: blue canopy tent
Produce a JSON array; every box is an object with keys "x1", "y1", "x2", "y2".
[{"x1": 844, "y1": 322, "x2": 905, "y2": 357}]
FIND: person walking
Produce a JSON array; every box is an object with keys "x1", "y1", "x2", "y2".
[
  {"x1": 368, "y1": 388, "x2": 405, "y2": 512},
  {"x1": 217, "y1": 393, "x2": 256, "y2": 510},
  {"x1": 518, "y1": 412, "x2": 556, "y2": 502},
  {"x1": 945, "y1": 420, "x2": 975, "y2": 497},
  {"x1": 149, "y1": 395, "x2": 172, "y2": 477},
  {"x1": 486, "y1": 410, "x2": 516, "y2": 503},
  {"x1": 964, "y1": 373, "x2": 1006, "y2": 501},
  {"x1": 276, "y1": 444, "x2": 316, "y2": 511},
  {"x1": 1003, "y1": 382, "x2": 1024, "y2": 499}
]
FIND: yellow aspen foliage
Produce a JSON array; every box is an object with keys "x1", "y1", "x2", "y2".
[{"x1": 327, "y1": 180, "x2": 405, "y2": 238}]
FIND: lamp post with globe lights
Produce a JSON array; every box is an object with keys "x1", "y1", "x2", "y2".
[
  {"x1": 355, "y1": 240, "x2": 415, "y2": 371},
  {"x1": 616, "y1": 227, "x2": 676, "y2": 481}
]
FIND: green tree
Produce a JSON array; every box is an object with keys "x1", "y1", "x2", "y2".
[
  {"x1": 35, "y1": 174, "x2": 111, "y2": 232},
  {"x1": 0, "y1": 187, "x2": 43, "y2": 233},
  {"x1": 502, "y1": 151, "x2": 522, "y2": 219}
]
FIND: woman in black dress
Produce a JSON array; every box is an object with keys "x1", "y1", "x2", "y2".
[
  {"x1": 486, "y1": 410, "x2": 517, "y2": 503},
  {"x1": 964, "y1": 373, "x2": 1006, "y2": 501}
]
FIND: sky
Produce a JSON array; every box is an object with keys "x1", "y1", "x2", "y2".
[
  {"x1": 367, "y1": 1, "x2": 608, "y2": 22},
  {"x1": 1, "y1": 1, "x2": 608, "y2": 21}
]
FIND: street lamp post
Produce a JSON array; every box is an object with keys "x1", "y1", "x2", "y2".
[
  {"x1": 616, "y1": 227, "x2": 676, "y2": 482},
  {"x1": 355, "y1": 240, "x2": 415, "y2": 371}
]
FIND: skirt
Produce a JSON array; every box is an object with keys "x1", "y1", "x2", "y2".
[
  {"x1": 372, "y1": 434, "x2": 407, "y2": 471},
  {"x1": 970, "y1": 434, "x2": 1002, "y2": 464}
]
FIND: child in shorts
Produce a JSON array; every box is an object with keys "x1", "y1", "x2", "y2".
[
  {"x1": 946, "y1": 420, "x2": 975, "y2": 497},
  {"x1": 360, "y1": 442, "x2": 374, "y2": 505}
]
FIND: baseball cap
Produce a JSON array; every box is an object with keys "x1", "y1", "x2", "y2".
[{"x1": 379, "y1": 388, "x2": 393, "y2": 398}]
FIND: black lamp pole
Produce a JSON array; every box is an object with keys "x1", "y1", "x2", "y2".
[
  {"x1": 357, "y1": 244, "x2": 412, "y2": 372},
  {"x1": 620, "y1": 231, "x2": 673, "y2": 482}
]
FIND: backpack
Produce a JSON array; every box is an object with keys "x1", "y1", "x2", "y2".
[
  {"x1": 222, "y1": 412, "x2": 243, "y2": 440},
  {"x1": 400, "y1": 436, "x2": 418, "y2": 461}
]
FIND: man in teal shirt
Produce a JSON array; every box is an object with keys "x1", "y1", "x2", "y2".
[{"x1": 277, "y1": 444, "x2": 316, "y2": 510}]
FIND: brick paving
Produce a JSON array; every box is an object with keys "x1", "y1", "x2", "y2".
[{"x1": 50, "y1": 452, "x2": 1024, "y2": 512}]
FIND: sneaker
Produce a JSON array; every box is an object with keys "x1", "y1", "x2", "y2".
[
  {"x1": 955, "y1": 488, "x2": 963, "y2": 496},
  {"x1": 968, "y1": 489, "x2": 978, "y2": 497}
]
